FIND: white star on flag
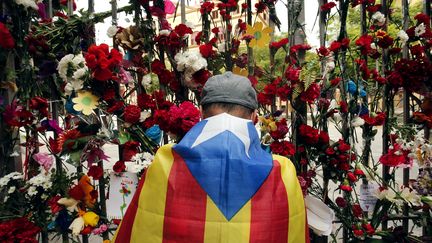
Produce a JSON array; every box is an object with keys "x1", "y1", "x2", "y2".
[{"x1": 191, "y1": 113, "x2": 252, "y2": 157}]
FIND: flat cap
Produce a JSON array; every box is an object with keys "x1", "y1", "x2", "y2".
[{"x1": 200, "y1": 72, "x2": 258, "y2": 110}]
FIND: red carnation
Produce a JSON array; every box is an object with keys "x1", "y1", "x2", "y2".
[
  {"x1": 68, "y1": 185, "x2": 85, "y2": 201},
  {"x1": 122, "y1": 141, "x2": 140, "y2": 161},
  {"x1": 352, "y1": 204, "x2": 363, "y2": 218},
  {"x1": 113, "y1": 160, "x2": 126, "y2": 173},
  {"x1": 255, "y1": 1, "x2": 267, "y2": 13},
  {"x1": 340, "y1": 184, "x2": 352, "y2": 192},
  {"x1": 199, "y1": 43, "x2": 215, "y2": 58},
  {"x1": 355, "y1": 34, "x2": 374, "y2": 55},
  {"x1": 85, "y1": 44, "x2": 123, "y2": 81},
  {"x1": 300, "y1": 83, "x2": 321, "y2": 104},
  {"x1": 123, "y1": 105, "x2": 141, "y2": 124},
  {"x1": 269, "y1": 118, "x2": 289, "y2": 140},
  {"x1": 88, "y1": 165, "x2": 103, "y2": 180},
  {"x1": 270, "y1": 140, "x2": 295, "y2": 157},
  {"x1": 335, "y1": 197, "x2": 347, "y2": 208},
  {"x1": 107, "y1": 101, "x2": 125, "y2": 114},
  {"x1": 338, "y1": 139, "x2": 351, "y2": 153},
  {"x1": 317, "y1": 46, "x2": 330, "y2": 56},
  {"x1": 29, "y1": 96, "x2": 49, "y2": 117},
  {"x1": 299, "y1": 124, "x2": 320, "y2": 145},
  {"x1": 318, "y1": 131, "x2": 330, "y2": 145},
  {"x1": 0, "y1": 23, "x2": 15, "y2": 49},
  {"x1": 320, "y1": 2, "x2": 336, "y2": 12},
  {"x1": 174, "y1": 24, "x2": 193, "y2": 37},
  {"x1": 192, "y1": 69, "x2": 212, "y2": 86},
  {"x1": 354, "y1": 168, "x2": 365, "y2": 176},
  {"x1": 347, "y1": 172, "x2": 357, "y2": 182},
  {"x1": 353, "y1": 229, "x2": 364, "y2": 237},
  {"x1": 47, "y1": 195, "x2": 62, "y2": 214},
  {"x1": 328, "y1": 41, "x2": 342, "y2": 53},
  {"x1": 362, "y1": 223, "x2": 375, "y2": 235},
  {"x1": 200, "y1": 1, "x2": 215, "y2": 14},
  {"x1": 330, "y1": 77, "x2": 341, "y2": 86},
  {"x1": 270, "y1": 38, "x2": 289, "y2": 49}
]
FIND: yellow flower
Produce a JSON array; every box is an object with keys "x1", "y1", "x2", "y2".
[
  {"x1": 82, "y1": 211, "x2": 100, "y2": 227},
  {"x1": 245, "y1": 22, "x2": 272, "y2": 48},
  {"x1": 103, "y1": 241, "x2": 111, "y2": 243},
  {"x1": 232, "y1": 66, "x2": 248, "y2": 77},
  {"x1": 72, "y1": 91, "x2": 99, "y2": 115}
]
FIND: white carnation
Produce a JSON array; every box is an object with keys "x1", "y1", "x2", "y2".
[
  {"x1": 72, "y1": 68, "x2": 87, "y2": 80},
  {"x1": 65, "y1": 80, "x2": 84, "y2": 96},
  {"x1": 58, "y1": 54, "x2": 74, "y2": 81},
  {"x1": 415, "y1": 23, "x2": 426, "y2": 37},
  {"x1": 0, "y1": 172, "x2": 23, "y2": 187},
  {"x1": 397, "y1": 30, "x2": 409, "y2": 45},
  {"x1": 107, "y1": 25, "x2": 118, "y2": 38},
  {"x1": 325, "y1": 60, "x2": 335, "y2": 73},
  {"x1": 8, "y1": 186, "x2": 16, "y2": 194},
  {"x1": 159, "y1": 29, "x2": 171, "y2": 36},
  {"x1": 15, "y1": 0, "x2": 38, "y2": 10},
  {"x1": 141, "y1": 74, "x2": 152, "y2": 87},
  {"x1": 27, "y1": 186, "x2": 38, "y2": 197},
  {"x1": 372, "y1": 11, "x2": 386, "y2": 26}
]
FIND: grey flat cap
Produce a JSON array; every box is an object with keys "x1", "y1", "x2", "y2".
[{"x1": 201, "y1": 72, "x2": 258, "y2": 110}]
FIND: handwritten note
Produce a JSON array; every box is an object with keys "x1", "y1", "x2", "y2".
[
  {"x1": 106, "y1": 172, "x2": 139, "y2": 220},
  {"x1": 359, "y1": 183, "x2": 378, "y2": 213}
]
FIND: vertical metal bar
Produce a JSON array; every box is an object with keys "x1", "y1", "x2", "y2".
[
  {"x1": 88, "y1": 0, "x2": 94, "y2": 13},
  {"x1": 67, "y1": 0, "x2": 73, "y2": 16},
  {"x1": 424, "y1": 0, "x2": 431, "y2": 24},
  {"x1": 111, "y1": 0, "x2": 118, "y2": 26},
  {"x1": 247, "y1": 0, "x2": 253, "y2": 77},
  {"x1": 98, "y1": 160, "x2": 109, "y2": 240},
  {"x1": 381, "y1": 0, "x2": 391, "y2": 231},
  {"x1": 181, "y1": 0, "x2": 186, "y2": 24},
  {"x1": 423, "y1": 0, "x2": 431, "y2": 239},
  {"x1": 401, "y1": 0, "x2": 410, "y2": 234},
  {"x1": 47, "y1": 0, "x2": 53, "y2": 18}
]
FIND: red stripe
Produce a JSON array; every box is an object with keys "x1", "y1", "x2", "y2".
[
  {"x1": 162, "y1": 152, "x2": 207, "y2": 243},
  {"x1": 250, "y1": 160, "x2": 289, "y2": 242},
  {"x1": 305, "y1": 211, "x2": 310, "y2": 243},
  {"x1": 114, "y1": 170, "x2": 147, "y2": 243}
]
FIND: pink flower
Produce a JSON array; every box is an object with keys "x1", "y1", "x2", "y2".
[
  {"x1": 32, "y1": 152, "x2": 54, "y2": 171},
  {"x1": 92, "y1": 224, "x2": 108, "y2": 235}
]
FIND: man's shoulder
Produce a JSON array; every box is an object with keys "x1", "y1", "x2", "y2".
[
  {"x1": 271, "y1": 154, "x2": 297, "y2": 173},
  {"x1": 155, "y1": 143, "x2": 175, "y2": 154}
]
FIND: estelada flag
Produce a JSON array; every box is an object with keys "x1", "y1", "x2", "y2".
[{"x1": 113, "y1": 113, "x2": 309, "y2": 243}]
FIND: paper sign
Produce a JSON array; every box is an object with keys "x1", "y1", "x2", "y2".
[
  {"x1": 106, "y1": 172, "x2": 139, "y2": 220},
  {"x1": 359, "y1": 183, "x2": 378, "y2": 213}
]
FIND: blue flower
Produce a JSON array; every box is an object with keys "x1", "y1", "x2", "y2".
[
  {"x1": 347, "y1": 80, "x2": 357, "y2": 94},
  {"x1": 145, "y1": 125, "x2": 162, "y2": 144}
]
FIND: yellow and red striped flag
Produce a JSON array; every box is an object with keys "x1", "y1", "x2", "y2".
[{"x1": 113, "y1": 113, "x2": 309, "y2": 243}]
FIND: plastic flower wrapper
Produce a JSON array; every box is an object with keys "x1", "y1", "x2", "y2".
[
  {"x1": 305, "y1": 195, "x2": 334, "y2": 236},
  {"x1": 72, "y1": 91, "x2": 99, "y2": 115}
]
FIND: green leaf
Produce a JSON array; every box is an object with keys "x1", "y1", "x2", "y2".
[
  {"x1": 118, "y1": 132, "x2": 131, "y2": 145},
  {"x1": 69, "y1": 151, "x2": 81, "y2": 165}
]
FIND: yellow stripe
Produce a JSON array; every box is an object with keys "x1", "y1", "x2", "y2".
[
  {"x1": 204, "y1": 197, "x2": 251, "y2": 243},
  {"x1": 274, "y1": 155, "x2": 307, "y2": 243},
  {"x1": 129, "y1": 144, "x2": 175, "y2": 243}
]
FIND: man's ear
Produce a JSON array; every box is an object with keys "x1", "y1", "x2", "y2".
[
  {"x1": 251, "y1": 110, "x2": 258, "y2": 121},
  {"x1": 199, "y1": 106, "x2": 204, "y2": 119}
]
